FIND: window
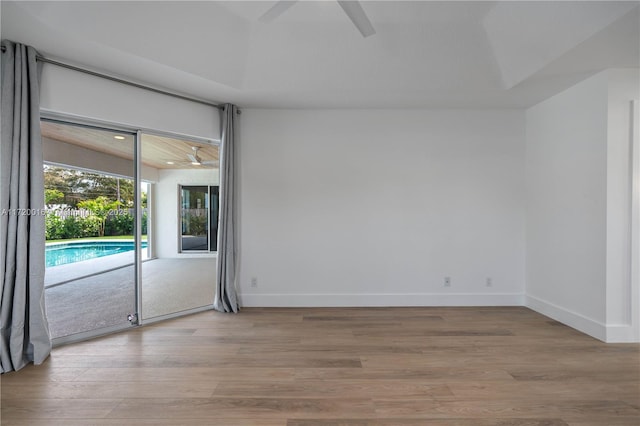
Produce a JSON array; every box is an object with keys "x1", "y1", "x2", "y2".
[{"x1": 180, "y1": 185, "x2": 219, "y2": 252}]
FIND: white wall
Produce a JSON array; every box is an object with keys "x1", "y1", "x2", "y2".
[
  {"x1": 605, "y1": 69, "x2": 640, "y2": 341},
  {"x1": 525, "y1": 72, "x2": 608, "y2": 337},
  {"x1": 154, "y1": 168, "x2": 219, "y2": 258},
  {"x1": 525, "y1": 69, "x2": 640, "y2": 342},
  {"x1": 238, "y1": 109, "x2": 526, "y2": 307}
]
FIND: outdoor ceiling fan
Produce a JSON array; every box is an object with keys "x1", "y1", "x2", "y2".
[
  {"x1": 259, "y1": 0, "x2": 376, "y2": 38},
  {"x1": 187, "y1": 146, "x2": 217, "y2": 166},
  {"x1": 183, "y1": 147, "x2": 218, "y2": 167}
]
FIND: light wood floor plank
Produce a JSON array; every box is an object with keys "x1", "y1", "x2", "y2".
[
  {"x1": 287, "y1": 420, "x2": 569, "y2": 426},
  {"x1": 1, "y1": 307, "x2": 638, "y2": 425},
  {"x1": 105, "y1": 397, "x2": 376, "y2": 419}
]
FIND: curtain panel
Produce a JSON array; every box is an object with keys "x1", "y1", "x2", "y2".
[
  {"x1": 214, "y1": 104, "x2": 239, "y2": 313},
  {"x1": 0, "y1": 40, "x2": 51, "y2": 373}
]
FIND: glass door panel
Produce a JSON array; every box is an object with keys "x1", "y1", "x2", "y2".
[
  {"x1": 139, "y1": 134, "x2": 219, "y2": 321},
  {"x1": 181, "y1": 186, "x2": 209, "y2": 252},
  {"x1": 41, "y1": 120, "x2": 137, "y2": 340}
]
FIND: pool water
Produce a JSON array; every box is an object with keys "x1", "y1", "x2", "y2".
[{"x1": 45, "y1": 241, "x2": 148, "y2": 267}]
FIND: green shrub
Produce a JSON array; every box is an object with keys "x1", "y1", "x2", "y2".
[
  {"x1": 105, "y1": 211, "x2": 134, "y2": 236},
  {"x1": 45, "y1": 212, "x2": 101, "y2": 240},
  {"x1": 61, "y1": 215, "x2": 82, "y2": 239},
  {"x1": 141, "y1": 211, "x2": 148, "y2": 236},
  {"x1": 45, "y1": 208, "x2": 144, "y2": 240},
  {"x1": 81, "y1": 215, "x2": 101, "y2": 237},
  {"x1": 45, "y1": 212, "x2": 64, "y2": 240}
]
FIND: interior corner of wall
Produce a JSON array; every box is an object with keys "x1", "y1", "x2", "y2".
[
  {"x1": 605, "y1": 324, "x2": 640, "y2": 343},
  {"x1": 525, "y1": 294, "x2": 607, "y2": 342}
]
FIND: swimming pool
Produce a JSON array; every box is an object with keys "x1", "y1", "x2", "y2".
[{"x1": 45, "y1": 241, "x2": 148, "y2": 267}]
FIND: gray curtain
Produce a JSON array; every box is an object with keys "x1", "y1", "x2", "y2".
[
  {"x1": 1, "y1": 41, "x2": 51, "y2": 373},
  {"x1": 214, "y1": 104, "x2": 239, "y2": 313}
]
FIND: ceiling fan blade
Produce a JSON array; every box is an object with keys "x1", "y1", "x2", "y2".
[
  {"x1": 259, "y1": 1, "x2": 298, "y2": 23},
  {"x1": 202, "y1": 160, "x2": 219, "y2": 166},
  {"x1": 337, "y1": 0, "x2": 376, "y2": 38},
  {"x1": 187, "y1": 153, "x2": 198, "y2": 163}
]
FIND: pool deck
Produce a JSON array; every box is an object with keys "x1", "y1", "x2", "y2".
[
  {"x1": 45, "y1": 239, "x2": 150, "y2": 287},
  {"x1": 46, "y1": 238, "x2": 139, "y2": 246},
  {"x1": 45, "y1": 251, "x2": 135, "y2": 287}
]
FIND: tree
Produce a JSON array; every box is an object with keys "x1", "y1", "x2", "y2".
[
  {"x1": 44, "y1": 165, "x2": 134, "y2": 208},
  {"x1": 77, "y1": 196, "x2": 120, "y2": 237},
  {"x1": 44, "y1": 189, "x2": 64, "y2": 207}
]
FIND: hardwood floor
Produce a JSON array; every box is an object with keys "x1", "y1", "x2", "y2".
[{"x1": 1, "y1": 307, "x2": 639, "y2": 425}]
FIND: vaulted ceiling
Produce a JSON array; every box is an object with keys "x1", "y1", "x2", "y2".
[{"x1": 2, "y1": 1, "x2": 639, "y2": 108}]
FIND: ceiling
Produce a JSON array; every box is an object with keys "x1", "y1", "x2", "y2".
[
  {"x1": 2, "y1": 1, "x2": 639, "y2": 109},
  {"x1": 41, "y1": 121, "x2": 219, "y2": 170}
]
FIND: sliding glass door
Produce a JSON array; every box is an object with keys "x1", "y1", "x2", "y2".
[
  {"x1": 41, "y1": 118, "x2": 220, "y2": 343},
  {"x1": 139, "y1": 134, "x2": 219, "y2": 322},
  {"x1": 41, "y1": 119, "x2": 138, "y2": 341}
]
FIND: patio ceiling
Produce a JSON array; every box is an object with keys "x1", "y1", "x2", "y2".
[{"x1": 41, "y1": 121, "x2": 219, "y2": 170}]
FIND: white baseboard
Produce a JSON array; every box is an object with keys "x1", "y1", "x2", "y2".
[
  {"x1": 605, "y1": 324, "x2": 639, "y2": 343},
  {"x1": 239, "y1": 293, "x2": 524, "y2": 308},
  {"x1": 525, "y1": 295, "x2": 608, "y2": 342},
  {"x1": 238, "y1": 292, "x2": 638, "y2": 342}
]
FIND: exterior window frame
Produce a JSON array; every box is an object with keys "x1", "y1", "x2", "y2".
[{"x1": 178, "y1": 184, "x2": 219, "y2": 253}]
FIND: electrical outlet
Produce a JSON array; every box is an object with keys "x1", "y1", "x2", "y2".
[
  {"x1": 444, "y1": 277, "x2": 451, "y2": 287},
  {"x1": 251, "y1": 277, "x2": 258, "y2": 288},
  {"x1": 486, "y1": 277, "x2": 492, "y2": 287}
]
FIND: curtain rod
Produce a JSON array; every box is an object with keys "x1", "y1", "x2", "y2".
[{"x1": 1, "y1": 45, "x2": 223, "y2": 110}]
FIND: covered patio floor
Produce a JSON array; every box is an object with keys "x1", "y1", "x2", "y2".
[{"x1": 44, "y1": 257, "x2": 216, "y2": 339}]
